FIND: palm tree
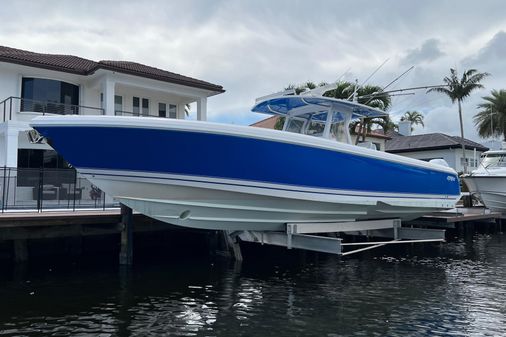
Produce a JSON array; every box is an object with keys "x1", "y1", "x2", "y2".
[
  {"x1": 428, "y1": 68, "x2": 490, "y2": 172},
  {"x1": 285, "y1": 81, "x2": 318, "y2": 95},
  {"x1": 401, "y1": 111, "x2": 425, "y2": 131},
  {"x1": 351, "y1": 84, "x2": 392, "y2": 143},
  {"x1": 275, "y1": 82, "x2": 321, "y2": 129},
  {"x1": 377, "y1": 115, "x2": 398, "y2": 133},
  {"x1": 323, "y1": 81, "x2": 354, "y2": 99},
  {"x1": 474, "y1": 89, "x2": 506, "y2": 140}
]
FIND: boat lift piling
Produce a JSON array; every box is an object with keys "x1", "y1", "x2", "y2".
[
  {"x1": 231, "y1": 218, "x2": 446, "y2": 258},
  {"x1": 119, "y1": 204, "x2": 133, "y2": 265}
]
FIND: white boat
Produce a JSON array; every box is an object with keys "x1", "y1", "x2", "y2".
[
  {"x1": 463, "y1": 148, "x2": 506, "y2": 213},
  {"x1": 30, "y1": 90, "x2": 461, "y2": 231}
]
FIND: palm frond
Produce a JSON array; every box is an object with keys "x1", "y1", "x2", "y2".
[{"x1": 474, "y1": 88, "x2": 506, "y2": 140}]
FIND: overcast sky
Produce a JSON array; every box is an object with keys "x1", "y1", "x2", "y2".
[{"x1": 2, "y1": 0, "x2": 506, "y2": 141}]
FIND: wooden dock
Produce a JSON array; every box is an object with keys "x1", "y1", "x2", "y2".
[
  {"x1": 0, "y1": 208, "x2": 194, "y2": 264},
  {"x1": 0, "y1": 207, "x2": 503, "y2": 264},
  {"x1": 405, "y1": 207, "x2": 504, "y2": 229}
]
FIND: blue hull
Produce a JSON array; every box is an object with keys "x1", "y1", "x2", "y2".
[{"x1": 34, "y1": 125, "x2": 460, "y2": 199}]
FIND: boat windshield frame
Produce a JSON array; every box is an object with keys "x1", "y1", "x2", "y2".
[
  {"x1": 251, "y1": 93, "x2": 387, "y2": 145},
  {"x1": 481, "y1": 152, "x2": 506, "y2": 168}
]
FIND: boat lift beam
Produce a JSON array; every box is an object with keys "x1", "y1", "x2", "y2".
[{"x1": 236, "y1": 218, "x2": 446, "y2": 257}]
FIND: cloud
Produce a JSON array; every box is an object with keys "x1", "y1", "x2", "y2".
[
  {"x1": 1, "y1": 0, "x2": 506, "y2": 144},
  {"x1": 400, "y1": 39, "x2": 445, "y2": 65},
  {"x1": 463, "y1": 31, "x2": 506, "y2": 66}
]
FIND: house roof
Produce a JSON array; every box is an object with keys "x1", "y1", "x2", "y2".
[
  {"x1": 251, "y1": 115, "x2": 280, "y2": 129},
  {"x1": 351, "y1": 126, "x2": 391, "y2": 140},
  {"x1": 0, "y1": 45, "x2": 224, "y2": 93},
  {"x1": 386, "y1": 133, "x2": 489, "y2": 153}
]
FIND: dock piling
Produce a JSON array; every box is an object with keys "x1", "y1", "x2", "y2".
[
  {"x1": 223, "y1": 231, "x2": 243, "y2": 261},
  {"x1": 119, "y1": 204, "x2": 133, "y2": 265},
  {"x1": 13, "y1": 239, "x2": 28, "y2": 263}
]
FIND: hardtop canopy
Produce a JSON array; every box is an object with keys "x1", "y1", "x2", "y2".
[{"x1": 251, "y1": 95, "x2": 387, "y2": 124}]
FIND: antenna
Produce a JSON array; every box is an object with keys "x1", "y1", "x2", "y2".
[
  {"x1": 382, "y1": 66, "x2": 414, "y2": 91},
  {"x1": 347, "y1": 58, "x2": 389, "y2": 100},
  {"x1": 336, "y1": 67, "x2": 351, "y2": 82},
  {"x1": 360, "y1": 58, "x2": 389, "y2": 87},
  {"x1": 358, "y1": 66, "x2": 415, "y2": 106}
]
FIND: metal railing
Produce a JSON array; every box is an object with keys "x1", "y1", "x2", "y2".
[
  {"x1": 0, "y1": 97, "x2": 105, "y2": 122},
  {"x1": 0, "y1": 167, "x2": 118, "y2": 212},
  {"x1": 114, "y1": 110, "x2": 175, "y2": 118}
]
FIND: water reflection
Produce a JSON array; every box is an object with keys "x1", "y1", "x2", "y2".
[{"x1": 1, "y1": 233, "x2": 506, "y2": 336}]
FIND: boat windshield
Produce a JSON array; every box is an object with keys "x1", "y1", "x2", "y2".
[
  {"x1": 284, "y1": 116, "x2": 349, "y2": 143},
  {"x1": 481, "y1": 153, "x2": 506, "y2": 168},
  {"x1": 252, "y1": 93, "x2": 387, "y2": 145}
]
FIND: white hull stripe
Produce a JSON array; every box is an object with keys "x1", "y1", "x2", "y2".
[{"x1": 80, "y1": 168, "x2": 459, "y2": 201}]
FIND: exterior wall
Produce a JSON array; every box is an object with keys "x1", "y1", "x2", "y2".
[
  {"x1": 390, "y1": 148, "x2": 485, "y2": 173},
  {"x1": 114, "y1": 85, "x2": 182, "y2": 117},
  {"x1": 0, "y1": 64, "x2": 19, "y2": 103},
  {"x1": 453, "y1": 148, "x2": 483, "y2": 173}
]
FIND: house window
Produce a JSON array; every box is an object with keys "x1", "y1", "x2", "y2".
[
  {"x1": 169, "y1": 104, "x2": 177, "y2": 119},
  {"x1": 159, "y1": 103, "x2": 167, "y2": 118},
  {"x1": 17, "y1": 149, "x2": 70, "y2": 170},
  {"x1": 21, "y1": 78, "x2": 79, "y2": 114},
  {"x1": 460, "y1": 158, "x2": 478, "y2": 167},
  {"x1": 133, "y1": 97, "x2": 140, "y2": 115},
  {"x1": 142, "y1": 98, "x2": 149, "y2": 116},
  {"x1": 114, "y1": 95, "x2": 122, "y2": 115},
  {"x1": 158, "y1": 103, "x2": 177, "y2": 118}
]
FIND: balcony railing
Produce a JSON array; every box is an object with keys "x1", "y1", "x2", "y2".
[
  {"x1": 114, "y1": 110, "x2": 174, "y2": 118},
  {"x1": 0, "y1": 96, "x2": 105, "y2": 122},
  {"x1": 0, "y1": 167, "x2": 118, "y2": 212}
]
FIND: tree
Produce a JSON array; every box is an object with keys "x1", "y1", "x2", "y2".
[
  {"x1": 474, "y1": 89, "x2": 506, "y2": 140},
  {"x1": 275, "y1": 82, "x2": 321, "y2": 129},
  {"x1": 285, "y1": 81, "x2": 318, "y2": 95},
  {"x1": 401, "y1": 111, "x2": 425, "y2": 131},
  {"x1": 377, "y1": 115, "x2": 398, "y2": 133},
  {"x1": 427, "y1": 68, "x2": 490, "y2": 173},
  {"x1": 320, "y1": 81, "x2": 392, "y2": 142}
]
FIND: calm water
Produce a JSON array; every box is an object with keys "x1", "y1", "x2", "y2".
[{"x1": 1, "y1": 233, "x2": 506, "y2": 337}]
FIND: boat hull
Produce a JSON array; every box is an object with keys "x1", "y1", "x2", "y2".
[
  {"x1": 80, "y1": 168, "x2": 456, "y2": 230},
  {"x1": 31, "y1": 116, "x2": 461, "y2": 231},
  {"x1": 463, "y1": 176, "x2": 506, "y2": 213}
]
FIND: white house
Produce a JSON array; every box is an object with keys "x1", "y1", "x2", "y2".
[
  {"x1": 385, "y1": 125, "x2": 489, "y2": 173},
  {"x1": 0, "y1": 45, "x2": 224, "y2": 169}
]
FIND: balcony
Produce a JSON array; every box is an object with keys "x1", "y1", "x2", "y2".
[
  {"x1": 0, "y1": 97, "x2": 105, "y2": 122},
  {"x1": 0, "y1": 167, "x2": 117, "y2": 211}
]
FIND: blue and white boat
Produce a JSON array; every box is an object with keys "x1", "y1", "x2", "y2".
[{"x1": 30, "y1": 90, "x2": 460, "y2": 231}]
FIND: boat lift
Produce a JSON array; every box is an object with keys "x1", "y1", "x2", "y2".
[{"x1": 231, "y1": 218, "x2": 445, "y2": 258}]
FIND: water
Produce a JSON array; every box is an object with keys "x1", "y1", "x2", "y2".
[{"x1": 1, "y1": 233, "x2": 506, "y2": 336}]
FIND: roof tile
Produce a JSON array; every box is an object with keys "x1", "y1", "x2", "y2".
[
  {"x1": 0, "y1": 46, "x2": 223, "y2": 92},
  {"x1": 386, "y1": 133, "x2": 489, "y2": 152}
]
